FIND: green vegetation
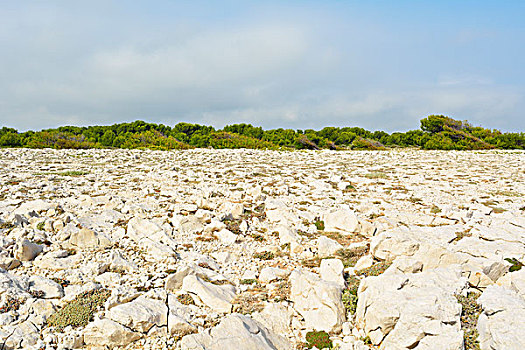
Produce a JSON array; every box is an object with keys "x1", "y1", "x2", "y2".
[
  {"x1": 456, "y1": 292, "x2": 482, "y2": 350},
  {"x1": 253, "y1": 251, "x2": 275, "y2": 260},
  {"x1": 504, "y1": 258, "x2": 524, "y2": 272},
  {"x1": 305, "y1": 330, "x2": 333, "y2": 349},
  {"x1": 1, "y1": 115, "x2": 523, "y2": 150},
  {"x1": 47, "y1": 289, "x2": 110, "y2": 332}
]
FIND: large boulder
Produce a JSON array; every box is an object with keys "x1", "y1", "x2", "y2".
[
  {"x1": 180, "y1": 313, "x2": 291, "y2": 350},
  {"x1": 181, "y1": 275, "x2": 236, "y2": 313},
  {"x1": 323, "y1": 207, "x2": 359, "y2": 234},
  {"x1": 355, "y1": 267, "x2": 467, "y2": 348},
  {"x1": 107, "y1": 296, "x2": 168, "y2": 333},
  {"x1": 67, "y1": 228, "x2": 112, "y2": 250},
  {"x1": 477, "y1": 285, "x2": 525, "y2": 349},
  {"x1": 289, "y1": 268, "x2": 345, "y2": 333}
]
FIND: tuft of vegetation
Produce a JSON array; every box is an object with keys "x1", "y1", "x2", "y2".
[
  {"x1": 240, "y1": 279, "x2": 258, "y2": 285},
  {"x1": 0, "y1": 296, "x2": 23, "y2": 313},
  {"x1": 253, "y1": 251, "x2": 275, "y2": 260},
  {"x1": 47, "y1": 289, "x2": 110, "y2": 332},
  {"x1": 305, "y1": 330, "x2": 333, "y2": 349},
  {"x1": 336, "y1": 247, "x2": 369, "y2": 268},
  {"x1": 1, "y1": 116, "x2": 523, "y2": 150},
  {"x1": 456, "y1": 292, "x2": 482, "y2": 350},
  {"x1": 342, "y1": 275, "x2": 361, "y2": 315},
  {"x1": 177, "y1": 294, "x2": 195, "y2": 306},
  {"x1": 314, "y1": 219, "x2": 325, "y2": 231},
  {"x1": 504, "y1": 258, "x2": 524, "y2": 272},
  {"x1": 356, "y1": 261, "x2": 392, "y2": 277}
]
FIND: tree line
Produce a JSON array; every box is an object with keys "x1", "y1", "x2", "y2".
[{"x1": 0, "y1": 115, "x2": 523, "y2": 150}]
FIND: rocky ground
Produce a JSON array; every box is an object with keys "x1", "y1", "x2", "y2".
[{"x1": 0, "y1": 148, "x2": 524, "y2": 350}]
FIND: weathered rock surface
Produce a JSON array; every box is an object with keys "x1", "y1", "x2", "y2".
[
  {"x1": 289, "y1": 268, "x2": 345, "y2": 332},
  {"x1": 477, "y1": 285, "x2": 525, "y2": 350},
  {"x1": 180, "y1": 313, "x2": 291, "y2": 350},
  {"x1": 0, "y1": 148, "x2": 523, "y2": 349}
]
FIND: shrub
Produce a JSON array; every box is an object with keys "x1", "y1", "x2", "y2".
[
  {"x1": 305, "y1": 330, "x2": 332, "y2": 349},
  {"x1": 48, "y1": 289, "x2": 110, "y2": 332}
]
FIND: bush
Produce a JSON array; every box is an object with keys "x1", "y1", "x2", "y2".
[
  {"x1": 305, "y1": 330, "x2": 332, "y2": 349},
  {"x1": 48, "y1": 289, "x2": 110, "y2": 331}
]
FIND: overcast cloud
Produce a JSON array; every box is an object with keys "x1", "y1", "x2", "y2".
[{"x1": 1, "y1": 1, "x2": 524, "y2": 132}]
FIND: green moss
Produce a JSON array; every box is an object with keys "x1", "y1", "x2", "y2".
[
  {"x1": 48, "y1": 289, "x2": 110, "y2": 332},
  {"x1": 305, "y1": 330, "x2": 332, "y2": 349}
]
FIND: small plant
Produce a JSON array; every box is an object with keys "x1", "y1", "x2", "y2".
[
  {"x1": 253, "y1": 251, "x2": 274, "y2": 260},
  {"x1": 505, "y1": 258, "x2": 524, "y2": 272},
  {"x1": 314, "y1": 220, "x2": 325, "y2": 231},
  {"x1": 305, "y1": 330, "x2": 332, "y2": 349},
  {"x1": 30, "y1": 290, "x2": 45, "y2": 299},
  {"x1": 51, "y1": 278, "x2": 70, "y2": 288},
  {"x1": 37, "y1": 221, "x2": 45, "y2": 231},
  {"x1": 430, "y1": 205, "x2": 442, "y2": 214},
  {"x1": 0, "y1": 296, "x2": 23, "y2": 313},
  {"x1": 456, "y1": 292, "x2": 482, "y2": 350},
  {"x1": 57, "y1": 170, "x2": 89, "y2": 176},
  {"x1": 250, "y1": 233, "x2": 266, "y2": 242},
  {"x1": 48, "y1": 289, "x2": 110, "y2": 332},
  {"x1": 177, "y1": 294, "x2": 195, "y2": 306},
  {"x1": 240, "y1": 279, "x2": 258, "y2": 285},
  {"x1": 342, "y1": 289, "x2": 358, "y2": 315}
]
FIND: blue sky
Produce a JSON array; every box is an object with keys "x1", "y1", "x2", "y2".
[{"x1": 1, "y1": 1, "x2": 524, "y2": 132}]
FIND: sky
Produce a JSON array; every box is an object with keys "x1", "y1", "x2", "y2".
[{"x1": 1, "y1": 1, "x2": 524, "y2": 132}]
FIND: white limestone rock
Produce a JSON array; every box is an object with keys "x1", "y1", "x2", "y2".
[
  {"x1": 355, "y1": 267, "x2": 467, "y2": 348},
  {"x1": 107, "y1": 295, "x2": 168, "y2": 333},
  {"x1": 83, "y1": 318, "x2": 141, "y2": 348},
  {"x1": 180, "y1": 313, "x2": 291, "y2": 350},
  {"x1": 181, "y1": 274, "x2": 236, "y2": 313},
  {"x1": 289, "y1": 268, "x2": 345, "y2": 333},
  {"x1": 477, "y1": 285, "x2": 525, "y2": 350}
]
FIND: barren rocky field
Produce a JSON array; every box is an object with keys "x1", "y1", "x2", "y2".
[{"x1": 0, "y1": 148, "x2": 524, "y2": 350}]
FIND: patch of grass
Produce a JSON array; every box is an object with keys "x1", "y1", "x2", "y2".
[
  {"x1": 240, "y1": 279, "x2": 258, "y2": 285},
  {"x1": 270, "y1": 280, "x2": 291, "y2": 302},
  {"x1": 305, "y1": 330, "x2": 332, "y2": 349},
  {"x1": 48, "y1": 289, "x2": 110, "y2": 332},
  {"x1": 232, "y1": 291, "x2": 267, "y2": 315},
  {"x1": 364, "y1": 171, "x2": 388, "y2": 179},
  {"x1": 253, "y1": 251, "x2": 274, "y2": 260},
  {"x1": 356, "y1": 261, "x2": 392, "y2": 277},
  {"x1": 335, "y1": 246, "x2": 369, "y2": 268},
  {"x1": 301, "y1": 257, "x2": 321, "y2": 268},
  {"x1": 504, "y1": 258, "x2": 524, "y2": 272},
  {"x1": 456, "y1": 292, "x2": 482, "y2": 350}
]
